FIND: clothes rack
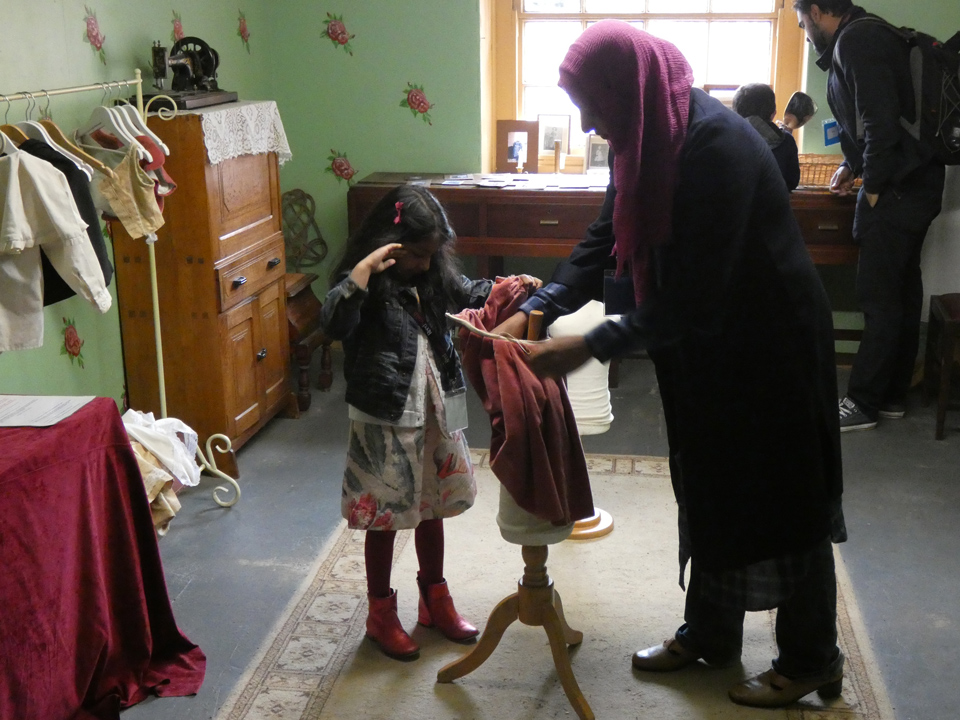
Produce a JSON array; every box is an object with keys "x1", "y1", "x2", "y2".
[{"x1": 2, "y1": 69, "x2": 241, "y2": 506}]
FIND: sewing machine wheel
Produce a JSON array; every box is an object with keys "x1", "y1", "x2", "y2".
[{"x1": 171, "y1": 37, "x2": 219, "y2": 80}]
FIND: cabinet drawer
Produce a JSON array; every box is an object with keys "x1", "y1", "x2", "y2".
[
  {"x1": 792, "y1": 207, "x2": 855, "y2": 247},
  {"x1": 485, "y1": 202, "x2": 598, "y2": 239},
  {"x1": 217, "y1": 232, "x2": 286, "y2": 311}
]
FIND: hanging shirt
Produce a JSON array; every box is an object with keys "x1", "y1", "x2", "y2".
[
  {"x1": 0, "y1": 146, "x2": 111, "y2": 352},
  {"x1": 19, "y1": 138, "x2": 113, "y2": 305}
]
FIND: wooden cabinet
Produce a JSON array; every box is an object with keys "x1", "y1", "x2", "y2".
[{"x1": 112, "y1": 109, "x2": 296, "y2": 473}]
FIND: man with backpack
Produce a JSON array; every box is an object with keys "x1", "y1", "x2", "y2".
[{"x1": 794, "y1": 0, "x2": 948, "y2": 431}]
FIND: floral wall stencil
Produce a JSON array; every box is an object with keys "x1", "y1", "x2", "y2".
[
  {"x1": 326, "y1": 150, "x2": 357, "y2": 184},
  {"x1": 82, "y1": 6, "x2": 106, "y2": 65},
  {"x1": 237, "y1": 10, "x2": 251, "y2": 53},
  {"x1": 323, "y1": 13, "x2": 356, "y2": 55},
  {"x1": 401, "y1": 83, "x2": 434, "y2": 125},
  {"x1": 61, "y1": 318, "x2": 86, "y2": 369},
  {"x1": 172, "y1": 11, "x2": 184, "y2": 42}
]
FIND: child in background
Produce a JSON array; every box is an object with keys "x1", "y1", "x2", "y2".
[
  {"x1": 321, "y1": 185, "x2": 537, "y2": 660},
  {"x1": 782, "y1": 91, "x2": 819, "y2": 133},
  {"x1": 733, "y1": 83, "x2": 801, "y2": 191}
]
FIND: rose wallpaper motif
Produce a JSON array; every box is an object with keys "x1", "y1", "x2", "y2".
[
  {"x1": 323, "y1": 13, "x2": 355, "y2": 55},
  {"x1": 82, "y1": 6, "x2": 106, "y2": 65},
  {"x1": 237, "y1": 10, "x2": 251, "y2": 53},
  {"x1": 326, "y1": 150, "x2": 357, "y2": 184},
  {"x1": 61, "y1": 317, "x2": 86, "y2": 369},
  {"x1": 400, "y1": 83, "x2": 434, "y2": 125}
]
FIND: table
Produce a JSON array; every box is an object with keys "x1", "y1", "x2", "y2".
[
  {"x1": 0, "y1": 398, "x2": 206, "y2": 719},
  {"x1": 347, "y1": 173, "x2": 858, "y2": 274}
]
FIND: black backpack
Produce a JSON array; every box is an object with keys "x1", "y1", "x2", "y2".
[{"x1": 837, "y1": 16, "x2": 960, "y2": 165}]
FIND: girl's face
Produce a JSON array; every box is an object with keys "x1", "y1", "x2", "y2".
[{"x1": 388, "y1": 234, "x2": 441, "y2": 282}]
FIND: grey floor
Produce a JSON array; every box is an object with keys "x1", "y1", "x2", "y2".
[{"x1": 125, "y1": 350, "x2": 960, "y2": 720}]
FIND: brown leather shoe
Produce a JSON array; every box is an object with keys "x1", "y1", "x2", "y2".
[
  {"x1": 728, "y1": 668, "x2": 843, "y2": 708},
  {"x1": 631, "y1": 638, "x2": 702, "y2": 672}
]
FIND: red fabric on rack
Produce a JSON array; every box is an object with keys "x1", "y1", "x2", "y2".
[
  {"x1": 457, "y1": 278, "x2": 594, "y2": 525},
  {"x1": 0, "y1": 397, "x2": 205, "y2": 720}
]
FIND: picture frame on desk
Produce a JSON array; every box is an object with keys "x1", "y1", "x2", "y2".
[
  {"x1": 538, "y1": 114, "x2": 570, "y2": 154},
  {"x1": 495, "y1": 119, "x2": 539, "y2": 174},
  {"x1": 585, "y1": 134, "x2": 610, "y2": 173}
]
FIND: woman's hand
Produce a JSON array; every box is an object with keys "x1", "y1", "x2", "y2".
[
  {"x1": 491, "y1": 311, "x2": 529, "y2": 339},
  {"x1": 349, "y1": 243, "x2": 402, "y2": 289},
  {"x1": 516, "y1": 274, "x2": 542, "y2": 293},
  {"x1": 523, "y1": 335, "x2": 593, "y2": 380}
]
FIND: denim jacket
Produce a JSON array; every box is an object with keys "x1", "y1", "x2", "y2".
[{"x1": 320, "y1": 272, "x2": 492, "y2": 423}]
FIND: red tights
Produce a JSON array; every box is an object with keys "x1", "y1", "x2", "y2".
[{"x1": 365, "y1": 518, "x2": 445, "y2": 598}]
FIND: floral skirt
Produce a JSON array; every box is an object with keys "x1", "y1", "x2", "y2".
[{"x1": 341, "y1": 414, "x2": 476, "y2": 532}]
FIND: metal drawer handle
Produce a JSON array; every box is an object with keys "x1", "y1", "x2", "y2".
[
  {"x1": 256, "y1": 348, "x2": 267, "y2": 361},
  {"x1": 539, "y1": 219, "x2": 560, "y2": 226},
  {"x1": 267, "y1": 257, "x2": 282, "y2": 269},
  {"x1": 232, "y1": 276, "x2": 247, "y2": 288},
  {"x1": 817, "y1": 223, "x2": 840, "y2": 231}
]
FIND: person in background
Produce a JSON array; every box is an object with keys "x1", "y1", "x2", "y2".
[
  {"x1": 794, "y1": 0, "x2": 946, "y2": 430},
  {"x1": 320, "y1": 186, "x2": 497, "y2": 661},
  {"x1": 493, "y1": 21, "x2": 846, "y2": 708},
  {"x1": 733, "y1": 82, "x2": 801, "y2": 190},
  {"x1": 782, "y1": 90, "x2": 819, "y2": 133}
]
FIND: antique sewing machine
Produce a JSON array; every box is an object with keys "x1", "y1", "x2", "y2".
[{"x1": 139, "y1": 37, "x2": 238, "y2": 111}]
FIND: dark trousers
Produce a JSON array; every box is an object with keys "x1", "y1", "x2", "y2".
[
  {"x1": 848, "y1": 164, "x2": 945, "y2": 415},
  {"x1": 676, "y1": 540, "x2": 842, "y2": 680}
]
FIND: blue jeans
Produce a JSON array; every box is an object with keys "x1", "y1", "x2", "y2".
[{"x1": 676, "y1": 539, "x2": 843, "y2": 679}]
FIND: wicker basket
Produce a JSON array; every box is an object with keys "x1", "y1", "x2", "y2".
[{"x1": 798, "y1": 153, "x2": 862, "y2": 189}]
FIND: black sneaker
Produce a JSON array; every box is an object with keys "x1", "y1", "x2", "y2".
[
  {"x1": 878, "y1": 403, "x2": 906, "y2": 419},
  {"x1": 839, "y1": 396, "x2": 877, "y2": 432}
]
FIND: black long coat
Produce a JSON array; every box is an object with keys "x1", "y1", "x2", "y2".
[{"x1": 534, "y1": 89, "x2": 844, "y2": 572}]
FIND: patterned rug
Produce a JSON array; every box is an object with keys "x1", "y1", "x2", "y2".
[{"x1": 216, "y1": 452, "x2": 893, "y2": 720}]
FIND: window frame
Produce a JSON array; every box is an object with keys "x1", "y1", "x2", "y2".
[{"x1": 486, "y1": 0, "x2": 805, "y2": 172}]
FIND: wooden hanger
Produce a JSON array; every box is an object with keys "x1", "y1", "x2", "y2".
[
  {"x1": 39, "y1": 118, "x2": 116, "y2": 179},
  {"x1": 0, "y1": 124, "x2": 29, "y2": 145}
]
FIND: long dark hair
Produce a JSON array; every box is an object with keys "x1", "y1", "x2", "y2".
[{"x1": 332, "y1": 184, "x2": 464, "y2": 312}]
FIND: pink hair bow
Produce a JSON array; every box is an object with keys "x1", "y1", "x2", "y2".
[{"x1": 394, "y1": 201, "x2": 404, "y2": 224}]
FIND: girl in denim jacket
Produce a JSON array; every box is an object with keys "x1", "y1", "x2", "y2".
[{"x1": 322, "y1": 185, "x2": 537, "y2": 660}]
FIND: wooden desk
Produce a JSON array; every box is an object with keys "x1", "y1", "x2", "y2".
[{"x1": 347, "y1": 173, "x2": 858, "y2": 272}]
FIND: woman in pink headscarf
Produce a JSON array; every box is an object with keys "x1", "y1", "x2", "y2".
[{"x1": 494, "y1": 21, "x2": 846, "y2": 709}]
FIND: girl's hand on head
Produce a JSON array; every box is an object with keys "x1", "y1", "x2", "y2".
[{"x1": 349, "y1": 243, "x2": 402, "y2": 289}]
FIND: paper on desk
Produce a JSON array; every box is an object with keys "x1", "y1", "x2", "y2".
[
  {"x1": 445, "y1": 313, "x2": 543, "y2": 354},
  {"x1": 0, "y1": 395, "x2": 95, "y2": 427}
]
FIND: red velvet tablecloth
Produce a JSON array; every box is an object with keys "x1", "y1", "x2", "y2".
[{"x1": 0, "y1": 397, "x2": 205, "y2": 720}]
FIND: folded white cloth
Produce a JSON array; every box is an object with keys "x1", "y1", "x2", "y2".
[{"x1": 121, "y1": 409, "x2": 201, "y2": 488}]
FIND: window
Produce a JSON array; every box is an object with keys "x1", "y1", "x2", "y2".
[{"x1": 490, "y1": 0, "x2": 804, "y2": 168}]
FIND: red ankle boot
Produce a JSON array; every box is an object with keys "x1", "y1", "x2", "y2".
[
  {"x1": 417, "y1": 576, "x2": 479, "y2": 643},
  {"x1": 366, "y1": 590, "x2": 419, "y2": 660}
]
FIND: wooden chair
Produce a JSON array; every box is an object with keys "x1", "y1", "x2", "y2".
[
  {"x1": 285, "y1": 272, "x2": 332, "y2": 411},
  {"x1": 437, "y1": 311, "x2": 595, "y2": 720},
  {"x1": 922, "y1": 293, "x2": 960, "y2": 440}
]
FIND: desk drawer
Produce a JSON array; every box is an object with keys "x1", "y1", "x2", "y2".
[
  {"x1": 217, "y1": 232, "x2": 286, "y2": 311},
  {"x1": 792, "y1": 206, "x2": 855, "y2": 246},
  {"x1": 485, "y1": 202, "x2": 598, "y2": 239}
]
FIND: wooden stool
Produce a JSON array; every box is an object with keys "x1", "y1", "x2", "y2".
[
  {"x1": 922, "y1": 293, "x2": 960, "y2": 440},
  {"x1": 285, "y1": 273, "x2": 332, "y2": 411},
  {"x1": 437, "y1": 311, "x2": 594, "y2": 720}
]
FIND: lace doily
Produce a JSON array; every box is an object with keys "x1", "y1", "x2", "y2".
[{"x1": 192, "y1": 100, "x2": 293, "y2": 166}]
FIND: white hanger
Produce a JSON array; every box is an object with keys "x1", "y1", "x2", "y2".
[
  {"x1": 107, "y1": 82, "x2": 161, "y2": 161},
  {"x1": 115, "y1": 102, "x2": 169, "y2": 156},
  {"x1": 75, "y1": 85, "x2": 151, "y2": 163},
  {"x1": 15, "y1": 94, "x2": 94, "y2": 180}
]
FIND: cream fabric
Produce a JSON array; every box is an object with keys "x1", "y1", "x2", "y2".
[
  {"x1": 193, "y1": 100, "x2": 293, "y2": 166},
  {"x1": 95, "y1": 147, "x2": 164, "y2": 239},
  {"x1": 0, "y1": 147, "x2": 111, "y2": 352}
]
